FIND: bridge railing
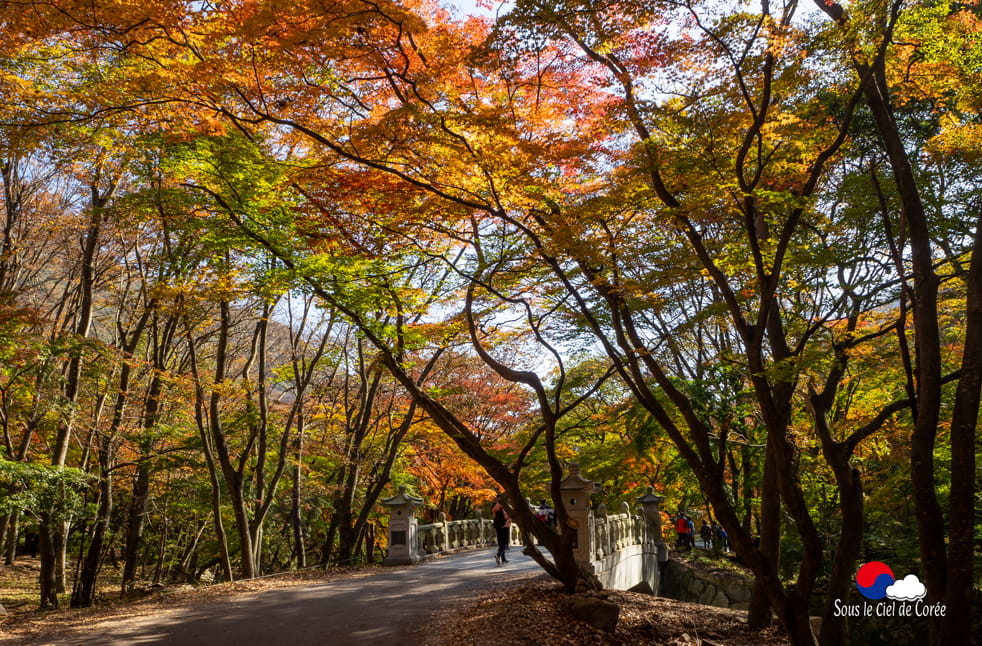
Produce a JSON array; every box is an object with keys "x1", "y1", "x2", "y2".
[
  {"x1": 392, "y1": 506, "x2": 654, "y2": 564},
  {"x1": 559, "y1": 465, "x2": 668, "y2": 591},
  {"x1": 415, "y1": 514, "x2": 506, "y2": 557},
  {"x1": 381, "y1": 488, "x2": 536, "y2": 565},
  {"x1": 383, "y1": 470, "x2": 668, "y2": 592},
  {"x1": 592, "y1": 503, "x2": 648, "y2": 561}
]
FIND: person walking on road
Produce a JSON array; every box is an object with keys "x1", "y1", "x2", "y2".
[
  {"x1": 713, "y1": 521, "x2": 728, "y2": 552},
  {"x1": 492, "y1": 497, "x2": 511, "y2": 565},
  {"x1": 675, "y1": 512, "x2": 689, "y2": 550},
  {"x1": 700, "y1": 520, "x2": 713, "y2": 549}
]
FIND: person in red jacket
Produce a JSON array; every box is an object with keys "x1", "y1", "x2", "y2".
[{"x1": 675, "y1": 512, "x2": 689, "y2": 550}]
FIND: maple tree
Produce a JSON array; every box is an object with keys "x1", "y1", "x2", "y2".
[
  {"x1": 403, "y1": 352, "x2": 528, "y2": 518},
  {"x1": 0, "y1": 2, "x2": 978, "y2": 645},
  {"x1": 809, "y1": 2, "x2": 981, "y2": 643}
]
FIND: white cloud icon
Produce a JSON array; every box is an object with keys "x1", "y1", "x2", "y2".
[{"x1": 886, "y1": 574, "x2": 926, "y2": 601}]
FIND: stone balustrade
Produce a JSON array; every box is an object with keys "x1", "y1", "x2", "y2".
[
  {"x1": 383, "y1": 469, "x2": 669, "y2": 594},
  {"x1": 415, "y1": 515, "x2": 496, "y2": 557},
  {"x1": 592, "y1": 502, "x2": 649, "y2": 561},
  {"x1": 413, "y1": 510, "x2": 526, "y2": 559}
]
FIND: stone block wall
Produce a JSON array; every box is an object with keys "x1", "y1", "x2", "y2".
[{"x1": 659, "y1": 560, "x2": 754, "y2": 611}]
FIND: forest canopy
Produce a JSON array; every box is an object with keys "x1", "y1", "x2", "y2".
[{"x1": 0, "y1": 1, "x2": 979, "y2": 645}]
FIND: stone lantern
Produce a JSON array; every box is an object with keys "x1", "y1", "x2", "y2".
[
  {"x1": 637, "y1": 486, "x2": 668, "y2": 563},
  {"x1": 559, "y1": 463, "x2": 600, "y2": 563},
  {"x1": 382, "y1": 485, "x2": 424, "y2": 565}
]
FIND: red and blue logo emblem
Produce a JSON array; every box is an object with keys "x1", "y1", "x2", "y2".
[
  {"x1": 855, "y1": 561, "x2": 927, "y2": 601},
  {"x1": 855, "y1": 561, "x2": 895, "y2": 600}
]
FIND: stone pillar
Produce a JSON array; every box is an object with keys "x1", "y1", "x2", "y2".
[
  {"x1": 637, "y1": 486, "x2": 667, "y2": 594},
  {"x1": 438, "y1": 511, "x2": 449, "y2": 553},
  {"x1": 637, "y1": 486, "x2": 668, "y2": 562},
  {"x1": 560, "y1": 463, "x2": 599, "y2": 565},
  {"x1": 474, "y1": 509, "x2": 486, "y2": 545},
  {"x1": 382, "y1": 485, "x2": 424, "y2": 565}
]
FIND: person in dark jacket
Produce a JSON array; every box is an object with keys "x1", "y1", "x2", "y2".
[
  {"x1": 699, "y1": 520, "x2": 713, "y2": 549},
  {"x1": 491, "y1": 497, "x2": 511, "y2": 565}
]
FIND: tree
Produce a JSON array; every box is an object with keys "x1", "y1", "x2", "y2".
[
  {"x1": 1, "y1": 4, "x2": 976, "y2": 645},
  {"x1": 811, "y1": 2, "x2": 980, "y2": 643},
  {"x1": 0, "y1": 460, "x2": 92, "y2": 607},
  {"x1": 0, "y1": 1, "x2": 863, "y2": 631}
]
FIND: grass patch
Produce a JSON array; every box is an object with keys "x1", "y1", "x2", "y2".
[{"x1": 683, "y1": 548, "x2": 753, "y2": 575}]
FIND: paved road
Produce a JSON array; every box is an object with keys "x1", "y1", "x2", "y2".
[{"x1": 25, "y1": 548, "x2": 547, "y2": 646}]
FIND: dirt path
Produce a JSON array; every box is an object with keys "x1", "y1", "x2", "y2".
[{"x1": 4, "y1": 548, "x2": 546, "y2": 646}]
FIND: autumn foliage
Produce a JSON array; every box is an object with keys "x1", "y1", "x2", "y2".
[{"x1": 0, "y1": 1, "x2": 979, "y2": 645}]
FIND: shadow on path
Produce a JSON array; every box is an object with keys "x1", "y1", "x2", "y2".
[{"x1": 26, "y1": 548, "x2": 548, "y2": 645}]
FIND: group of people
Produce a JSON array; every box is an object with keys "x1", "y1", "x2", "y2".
[{"x1": 674, "y1": 512, "x2": 728, "y2": 552}]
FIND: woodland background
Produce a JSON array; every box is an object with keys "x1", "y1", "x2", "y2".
[{"x1": 0, "y1": 1, "x2": 979, "y2": 645}]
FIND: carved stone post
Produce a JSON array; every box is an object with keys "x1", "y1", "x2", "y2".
[
  {"x1": 437, "y1": 511, "x2": 449, "y2": 553},
  {"x1": 560, "y1": 463, "x2": 599, "y2": 565},
  {"x1": 474, "y1": 509, "x2": 486, "y2": 545},
  {"x1": 637, "y1": 485, "x2": 668, "y2": 594},
  {"x1": 637, "y1": 486, "x2": 668, "y2": 562},
  {"x1": 382, "y1": 485, "x2": 424, "y2": 565}
]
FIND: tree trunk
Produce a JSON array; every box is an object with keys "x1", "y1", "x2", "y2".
[
  {"x1": 748, "y1": 441, "x2": 780, "y2": 629},
  {"x1": 225, "y1": 480, "x2": 256, "y2": 579},
  {"x1": 38, "y1": 518, "x2": 58, "y2": 608},
  {"x1": 940, "y1": 216, "x2": 982, "y2": 645},
  {"x1": 2, "y1": 511, "x2": 17, "y2": 566},
  {"x1": 819, "y1": 458, "x2": 863, "y2": 646},
  {"x1": 207, "y1": 300, "x2": 255, "y2": 579},
  {"x1": 121, "y1": 439, "x2": 153, "y2": 592},
  {"x1": 53, "y1": 523, "x2": 69, "y2": 594},
  {"x1": 363, "y1": 523, "x2": 376, "y2": 565},
  {"x1": 177, "y1": 521, "x2": 207, "y2": 583},
  {"x1": 152, "y1": 515, "x2": 168, "y2": 585},
  {"x1": 290, "y1": 424, "x2": 306, "y2": 569},
  {"x1": 321, "y1": 474, "x2": 348, "y2": 565},
  {"x1": 856, "y1": 60, "x2": 946, "y2": 643},
  {"x1": 72, "y1": 451, "x2": 112, "y2": 607},
  {"x1": 122, "y1": 311, "x2": 177, "y2": 592},
  {"x1": 75, "y1": 302, "x2": 150, "y2": 606},
  {"x1": 48, "y1": 178, "x2": 115, "y2": 600},
  {"x1": 53, "y1": 179, "x2": 113, "y2": 466},
  {"x1": 740, "y1": 445, "x2": 754, "y2": 537},
  {"x1": 188, "y1": 333, "x2": 234, "y2": 582},
  {"x1": 334, "y1": 460, "x2": 362, "y2": 565},
  {"x1": 321, "y1": 509, "x2": 340, "y2": 566},
  {"x1": 247, "y1": 306, "x2": 272, "y2": 577}
]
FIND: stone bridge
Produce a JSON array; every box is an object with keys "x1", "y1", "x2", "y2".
[{"x1": 381, "y1": 464, "x2": 669, "y2": 592}]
